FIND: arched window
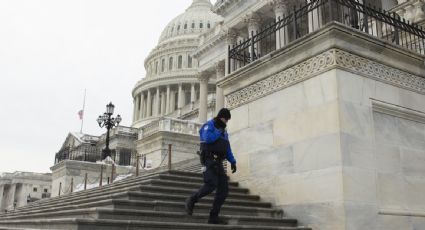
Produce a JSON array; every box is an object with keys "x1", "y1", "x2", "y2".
[
  {"x1": 169, "y1": 57, "x2": 173, "y2": 71},
  {"x1": 188, "y1": 55, "x2": 192, "y2": 68},
  {"x1": 178, "y1": 55, "x2": 183, "y2": 69},
  {"x1": 192, "y1": 22, "x2": 195, "y2": 28},
  {"x1": 200, "y1": 22, "x2": 203, "y2": 29},
  {"x1": 207, "y1": 22, "x2": 211, "y2": 29},
  {"x1": 184, "y1": 23, "x2": 187, "y2": 29},
  {"x1": 177, "y1": 25, "x2": 181, "y2": 31},
  {"x1": 161, "y1": 59, "x2": 165, "y2": 72}
]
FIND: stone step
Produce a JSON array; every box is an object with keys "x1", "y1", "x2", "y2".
[
  {"x1": 2, "y1": 189, "x2": 270, "y2": 219},
  {"x1": 0, "y1": 218, "x2": 312, "y2": 230},
  {"x1": 108, "y1": 199, "x2": 281, "y2": 217},
  {"x1": 147, "y1": 179, "x2": 249, "y2": 194},
  {"x1": 158, "y1": 173, "x2": 239, "y2": 186},
  {"x1": 2, "y1": 184, "x2": 260, "y2": 218},
  {"x1": 0, "y1": 207, "x2": 298, "y2": 227}
]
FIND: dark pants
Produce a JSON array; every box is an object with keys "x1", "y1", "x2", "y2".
[{"x1": 190, "y1": 159, "x2": 229, "y2": 217}]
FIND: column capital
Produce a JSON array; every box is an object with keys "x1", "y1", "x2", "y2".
[
  {"x1": 244, "y1": 12, "x2": 262, "y2": 29},
  {"x1": 269, "y1": 0, "x2": 289, "y2": 15},
  {"x1": 198, "y1": 72, "x2": 210, "y2": 83}
]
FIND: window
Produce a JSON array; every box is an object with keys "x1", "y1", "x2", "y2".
[
  {"x1": 192, "y1": 22, "x2": 195, "y2": 28},
  {"x1": 161, "y1": 59, "x2": 165, "y2": 72},
  {"x1": 207, "y1": 22, "x2": 211, "y2": 28},
  {"x1": 188, "y1": 55, "x2": 193, "y2": 68},
  {"x1": 155, "y1": 61, "x2": 158, "y2": 74},
  {"x1": 178, "y1": 55, "x2": 182, "y2": 69},
  {"x1": 184, "y1": 23, "x2": 187, "y2": 29},
  {"x1": 177, "y1": 25, "x2": 181, "y2": 31},
  {"x1": 200, "y1": 22, "x2": 203, "y2": 29},
  {"x1": 33, "y1": 187, "x2": 37, "y2": 192},
  {"x1": 169, "y1": 57, "x2": 173, "y2": 71},
  {"x1": 44, "y1": 189, "x2": 48, "y2": 193}
]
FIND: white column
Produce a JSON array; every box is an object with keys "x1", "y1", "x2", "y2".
[
  {"x1": 155, "y1": 87, "x2": 160, "y2": 116},
  {"x1": 190, "y1": 83, "x2": 196, "y2": 109},
  {"x1": 246, "y1": 13, "x2": 261, "y2": 60},
  {"x1": 146, "y1": 90, "x2": 152, "y2": 117},
  {"x1": 272, "y1": 0, "x2": 289, "y2": 49},
  {"x1": 133, "y1": 96, "x2": 139, "y2": 122},
  {"x1": 215, "y1": 62, "x2": 225, "y2": 112},
  {"x1": 170, "y1": 90, "x2": 176, "y2": 113},
  {"x1": 0, "y1": 185, "x2": 4, "y2": 211},
  {"x1": 161, "y1": 91, "x2": 166, "y2": 115},
  {"x1": 166, "y1": 85, "x2": 171, "y2": 114},
  {"x1": 198, "y1": 74, "x2": 209, "y2": 123},
  {"x1": 178, "y1": 83, "x2": 184, "y2": 110},
  {"x1": 139, "y1": 93, "x2": 145, "y2": 120},
  {"x1": 308, "y1": 0, "x2": 321, "y2": 33},
  {"x1": 225, "y1": 29, "x2": 238, "y2": 76}
]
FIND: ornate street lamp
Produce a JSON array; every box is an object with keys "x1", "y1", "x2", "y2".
[{"x1": 97, "y1": 102, "x2": 122, "y2": 160}]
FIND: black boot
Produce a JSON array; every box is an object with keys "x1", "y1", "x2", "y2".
[
  {"x1": 207, "y1": 213, "x2": 227, "y2": 225},
  {"x1": 185, "y1": 197, "x2": 195, "y2": 216}
]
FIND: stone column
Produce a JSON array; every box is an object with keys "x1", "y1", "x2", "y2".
[
  {"x1": 155, "y1": 87, "x2": 160, "y2": 116},
  {"x1": 198, "y1": 74, "x2": 209, "y2": 123},
  {"x1": 139, "y1": 93, "x2": 145, "y2": 120},
  {"x1": 271, "y1": 0, "x2": 289, "y2": 49},
  {"x1": 225, "y1": 29, "x2": 238, "y2": 76},
  {"x1": 161, "y1": 91, "x2": 166, "y2": 115},
  {"x1": 215, "y1": 61, "x2": 225, "y2": 111},
  {"x1": 245, "y1": 13, "x2": 261, "y2": 60},
  {"x1": 146, "y1": 89, "x2": 152, "y2": 117},
  {"x1": 307, "y1": 0, "x2": 322, "y2": 33},
  {"x1": 190, "y1": 83, "x2": 196, "y2": 109},
  {"x1": 133, "y1": 96, "x2": 139, "y2": 122},
  {"x1": 178, "y1": 83, "x2": 184, "y2": 114},
  {"x1": 166, "y1": 85, "x2": 171, "y2": 114},
  {"x1": 170, "y1": 89, "x2": 176, "y2": 113},
  {"x1": 0, "y1": 185, "x2": 4, "y2": 212}
]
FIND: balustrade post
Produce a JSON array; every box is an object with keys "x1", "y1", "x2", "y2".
[
  {"x1": 84, "y1": 173, "x2": 88, "y2": 190},
  {"x1": 168, "y1": 144, "x2": 172, "y2": 171},
  {"x1": 136, "y1": 154, "x2": 140, "y2": 177},
  {"x1": 99, "y1": 165, "x2": 103, "y2": 188},
  {"x1": 58, "y1": 182, "x2": 62, "y2": 197},
  {"x1": 70, "y1": 178, "x2": 74, "y2": 193}
]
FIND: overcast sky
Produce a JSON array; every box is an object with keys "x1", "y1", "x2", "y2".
[{"x1": 0, "y1": 0, "x2": 216, "y2": 173}]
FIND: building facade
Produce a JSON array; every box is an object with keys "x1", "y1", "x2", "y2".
[{"x1": 0, "y1": 172, "x2": 51, "y2": 213}]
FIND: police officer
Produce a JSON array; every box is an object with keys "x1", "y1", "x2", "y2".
[{"x1": 185, "y1": 108, "x2": 237, "y2": 224}]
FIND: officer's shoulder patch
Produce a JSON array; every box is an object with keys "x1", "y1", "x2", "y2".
[{"x1": 203, "y1": 126, "x2": 209, "y2": 131}]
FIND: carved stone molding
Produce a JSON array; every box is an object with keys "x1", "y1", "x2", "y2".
[{"x1": 225, "y1": 49, "x2": 425, "y2": 109}]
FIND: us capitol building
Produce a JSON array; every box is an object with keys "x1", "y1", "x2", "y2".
[{"x1": 1, "y1": 0, "x2": 425, "y2": 229}]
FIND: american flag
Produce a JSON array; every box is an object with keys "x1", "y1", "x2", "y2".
[{"x1": 78, "y1": 110, "x2": 84, "y2": 120}]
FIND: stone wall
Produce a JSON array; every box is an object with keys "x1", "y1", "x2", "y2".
[{"x1": 219, "y1": 24, "x2": 425, "y2": 230}]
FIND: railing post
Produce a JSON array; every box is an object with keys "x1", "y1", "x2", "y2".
[
  {"x1": 227, "y1": 45, "x2": 231, "y2": 74},
  {"x1": 328, "y1": 0, "x2": 334, "y2": 22},
  {"x1": 393, "y1": 12, "x2": 400, "y2": 45},
  {"x1": 292, "y1": 5, "x2": 297, "y2": 40},
  {"x1": 58, "y1": 182, "x2": 62, "y2": 197},
  {"x1": 84, "y1": 173, "x2": 87, "y2": 190},
  {"x1": 250, "y1": 31, "x2": 255, "y2": 61},
  {"x1": 99, "y1": 165, "x2": 103, "y2": 188},
  {"x1": 70, "y1": 178, "x2": 74, "y2": 193},
  {"x1": 110, "y1": 164, "x2": 115, "y2": 183},
  {"x1": 136, "y1": 154, "x2": 140, "y2": 177},
  {"x1": 363, "y1": 3, "x2": 369, "y2": 34},
  {"x1": 168, "y1": 144, "x2": 172, "y2": 171}
]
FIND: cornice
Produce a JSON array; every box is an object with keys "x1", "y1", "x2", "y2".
[{"x1": 224, "y1": 49, "x2": 425, "y2": 109}]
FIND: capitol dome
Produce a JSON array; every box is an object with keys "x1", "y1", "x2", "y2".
[
  {"x1": 158, "y1": 0, "x2": 222, "y2": 45},
  {"x1": 131, "y1": 0, "x2": 220, "y2": 128}
]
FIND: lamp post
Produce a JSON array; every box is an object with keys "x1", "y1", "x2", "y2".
[{"x1": 97, "y1": 102, "x2": 122, "y2": 160}]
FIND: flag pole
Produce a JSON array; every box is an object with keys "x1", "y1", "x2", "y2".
[{"x1": 80, "y1": 89, "x2": 86, "y2": 134}]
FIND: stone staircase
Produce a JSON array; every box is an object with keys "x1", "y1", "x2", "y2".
[{"x1": 0, "y1": 160, "x2": 311, "y2": 230}]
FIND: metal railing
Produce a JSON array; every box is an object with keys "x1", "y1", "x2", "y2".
[{"x1": 228, "y1": 0, "x2": 425, "y2": 73}]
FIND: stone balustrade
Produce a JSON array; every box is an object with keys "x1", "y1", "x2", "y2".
[{"x1": 138, "y1": 117, "x2": 202, "y2": 139}]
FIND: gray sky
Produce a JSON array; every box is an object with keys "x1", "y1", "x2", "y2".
[{"x1": 0, "y1": 0, "x2": 216, "y2": 173}]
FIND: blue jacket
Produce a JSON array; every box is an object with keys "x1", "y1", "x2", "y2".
[{"x1": 199, "y1": 119, "x2": 236, "y2": 165}]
